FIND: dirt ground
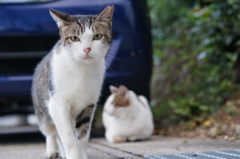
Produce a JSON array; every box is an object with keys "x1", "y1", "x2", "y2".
[{"x1": 157, "y1": 99, "x2": 240, "y2": 143}]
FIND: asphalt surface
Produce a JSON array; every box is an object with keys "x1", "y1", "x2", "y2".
[{"x1": 0, "y1": 128, "x2": 240, "y2": 159}]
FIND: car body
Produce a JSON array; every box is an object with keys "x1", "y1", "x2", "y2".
[{"x1": 0, "y1": 0, "x2": 152, "y2": 115}]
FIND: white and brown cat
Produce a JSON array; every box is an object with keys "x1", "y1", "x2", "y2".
[
  {"x1": 103, "y1": 85, "x2": 154, "y2": 143},
  {"x1": 32, "y1": 6, "x2": 114, "y2": 159}
]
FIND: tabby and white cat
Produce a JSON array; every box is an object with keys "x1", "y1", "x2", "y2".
[
  {"x1": 32, "y1": 6, "x2": 114, "y2": 159},
  {"x1": 102, "y1": 85, "x2": 154, "y2": 143}
]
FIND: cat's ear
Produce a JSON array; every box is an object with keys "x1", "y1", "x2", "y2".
[
  {"x1": 96, "y1": 6, "x2": 114, "y2": 23},
  {"x1": 119, "y1": 85, "x2": 128, "y2": 96},
  {"x1": 119, "y1": 85, "x2": 130, "y2": 105},
  {"x1": 49, "y1": 9, "x2": 72, "y2": 28},
  {"x1": 109, "y1": 85, "x2": 118, "y2": 93}
]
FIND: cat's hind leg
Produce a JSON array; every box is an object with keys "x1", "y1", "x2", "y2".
[
  {"x1": 46, "y1": 135, "x2": 58, "y2": 158},
  {"x1": 40, "y1": 123, "x2": 59, "y2": 158}
]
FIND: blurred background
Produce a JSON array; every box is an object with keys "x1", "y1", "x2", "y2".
[
  {"x1": 0, "y1": 0, "x2": 240, "y2": 143},
  {"x1": 0, "y1": 0, "x2": 152, "y2": 138},
  {"x1": 149, "y1": 0, "x2": 240, "y2": 142}
]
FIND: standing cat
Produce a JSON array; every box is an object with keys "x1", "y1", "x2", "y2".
[
  {"x1": 32, "y1": 6, "x2": 114, "y2": 159},
  {"x1": 102, "y1": 85, "x2": 154, "y2": 143}
]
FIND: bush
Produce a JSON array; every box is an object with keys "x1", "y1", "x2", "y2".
[{"x1": 148, "y1": 0, "x2": 240, "y2": 126}]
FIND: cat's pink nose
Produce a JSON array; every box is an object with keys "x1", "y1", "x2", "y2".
[{"x1": 83, "y1": 48, "x2": 91, "y2": 54}]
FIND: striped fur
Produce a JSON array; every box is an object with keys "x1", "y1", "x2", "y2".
[
  {"x1": 32, "y1": 6, "x2": 114, "y2": 159},
  {"x1": 49, "y1": 8, "x2": 113, "y2": 45},
  {"x1": 75, "y1": 104, "x2": 95, "y2": 139}
]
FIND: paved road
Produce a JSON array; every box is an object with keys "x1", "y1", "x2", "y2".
[
  {"x1": 92, "y1": 136, "x2": 240, "y2": 158},
  {"x1": 0, "y1": 124, "x2": 239, "y2": 159},
  {"x1": 1, "y1": 131, "x2": 240, "y2": 159}
]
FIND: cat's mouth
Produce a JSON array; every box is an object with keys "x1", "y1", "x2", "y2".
[{"x1": 83, "y1": 55, "x2": 93, "y2": 60}]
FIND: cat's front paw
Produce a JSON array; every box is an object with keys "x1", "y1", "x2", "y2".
[{"x1": 45, "y1": 151, "x2": 59, "y2": 158}]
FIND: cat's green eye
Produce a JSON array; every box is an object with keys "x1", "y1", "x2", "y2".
[
  {"x1": 93, "y1": 34, "x2": 103, "y2": 40},
  {"x1": 70, "y1": 36, "x2": 80, "y2": 42}
]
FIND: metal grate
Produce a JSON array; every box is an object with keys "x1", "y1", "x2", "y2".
[
  {"x1": 144, "y1": 150, "x2": 240, "y2": 159},
  {"x1": 0, "y1": 35, "x2": 58, "y2": 75}
]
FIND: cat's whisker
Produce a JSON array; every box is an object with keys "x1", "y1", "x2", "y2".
[
  {"x1": 92, "y1": 53, "x2": 105, "y2": 60},
  {"x1": 105, "y1": 62, "x2": 113, "y2": 72},
  {"x1": 105, "y1": 54, "x2": 126, "y2": 62},
  {"x1": 91, "y1": 55, "x2": 112, "y2": 71}
]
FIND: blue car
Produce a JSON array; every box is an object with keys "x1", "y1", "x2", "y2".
[{"x1": 0, "y1": 0, "x2": 152, "y2": 115}]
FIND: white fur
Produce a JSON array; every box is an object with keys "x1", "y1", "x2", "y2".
[
  {"x1": 46, "y1": 26, "x2": 107, "y2": 159},
  {"x1": 69, "y1": 27, "x2": 109, "y2": 64},
  {"x1": 102, "y1": 90, "x2": 154, "y2": 143}
]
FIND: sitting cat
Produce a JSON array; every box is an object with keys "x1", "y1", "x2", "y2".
[
  {"x1": 32, "y1": 6, "x2": 114, "y2": 159},
  {"x1": 102, "y1": 85, "x2": 154, "y2": 143}
]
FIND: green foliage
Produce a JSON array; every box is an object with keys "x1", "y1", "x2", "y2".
[{"x1": 148, "y1": 0, "x2": 240, "y2": 124}]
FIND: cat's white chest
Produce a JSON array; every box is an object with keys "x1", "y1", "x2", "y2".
[{"x1": 50, "y1": 51, "x2": 105, "y2": 115}]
